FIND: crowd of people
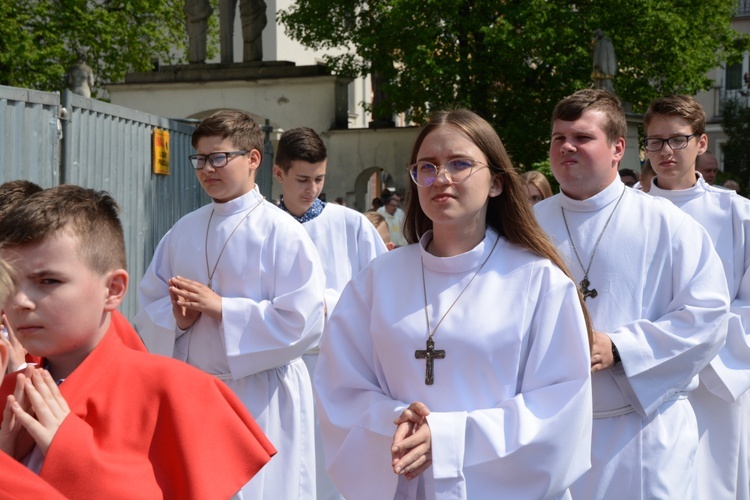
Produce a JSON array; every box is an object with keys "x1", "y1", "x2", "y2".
[{"x1": 1, "y1": 89, "x2": 749, "y2": 500}]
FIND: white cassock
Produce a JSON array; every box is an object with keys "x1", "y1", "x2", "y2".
[
  {"x1": 135, "y1": 187, "x2": 326, "y2": 499},
  {"x1": 377, "y1": 206, "x2": 408, "y2": 247},
  {"x1": 650, "y1": 174, "x2": 750, "y2": 500},
  {"x1": 314, "y1": 228, "x2": 593, "y2": 500},
  {"x1": 299, "y1": 202, "x2": 388, "y2": 500},
  {"x1": 304, "y1": 202, "x2": 388, "y2": 318},
  {"x1": 535, "y1": 177, "x2": 730, "y2": 500}
]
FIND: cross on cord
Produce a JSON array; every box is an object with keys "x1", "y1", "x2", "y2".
[
  {"x1": 415, "y1": 337, "x2": 445, "y2": 385},
  {"x1": 580, "y1": 277, "x2": 598, "y2": 301}
]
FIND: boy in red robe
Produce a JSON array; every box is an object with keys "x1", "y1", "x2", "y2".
[
  {"x1": 0, "y1": 259, "x2": 66, "y2": 499},
  {"x1": 0, "y1": 185, "x2": 276, "y2": 498}
]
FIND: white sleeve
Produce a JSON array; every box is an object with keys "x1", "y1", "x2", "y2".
[
  {"x1": 221, "y1": 227, "x2": 326, "y2": 377},
  {"x1": 609, "y1": 217, "x2": 730, "y2": 416},
  {"x1": 134, "y1": 230, "x2": 179, "y2": 356}
]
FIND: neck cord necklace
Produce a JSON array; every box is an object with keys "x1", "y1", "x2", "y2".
[
  {"x1": 416, "y1": 234, "x2": 499, "y2": 385},
  {"x1": 560, "y1": 185, "x2": 626, "y2": 301},
  {"x1": 204, "y1": 199, "x2": 263, "y2": 290}
]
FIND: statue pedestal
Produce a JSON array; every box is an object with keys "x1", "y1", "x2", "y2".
[
  {"x1": 108, "y1": 61, "x2": 350, "y2": 132},
  {"x1": 123, "y1": 60, "x2": 331, "y2": 84}
]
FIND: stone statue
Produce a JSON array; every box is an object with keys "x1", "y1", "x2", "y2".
[
  {"x1": 220, "y1": 0, "x2": 267, "y2": 63},
  {"x1": 184, "y1": 0, "x2": 213, "y2": 63},
  {"x1": 591, "y1": 29, "x2": 617, "y2": 93},
  {"x1": 67, "y1": 56, "x2": 95, "y2": 98}
]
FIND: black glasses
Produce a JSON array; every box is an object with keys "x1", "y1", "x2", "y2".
[
  {"x1": 189, "y1": 150, "x2": 248, "y2": 170},
  {"x1": 407, "y1": 158, "x2": 490, "y2": 187},
  {"x1": 643, "y1": 135, "x2": 695, "y2": 152}
]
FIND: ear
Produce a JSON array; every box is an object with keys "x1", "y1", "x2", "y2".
[
  {"x1": 612, "y1": 137, "x2": 626, "y2": 165},
  {"x1": 386, "y1": 242, "x2": 395, "y2": 251},
  {"x1": 248, "y1": 149, "x2": 262, "y2": 172},
  {"x1": 103, "y1": 269, "x2": 128, "y2": 312},
  {"x1": 697, "y1": 133, "x2": 708, "y2": 156},
  {"x1": 272, "y1": 165, "x2": 285, "y2": 183},
  {"x1": 488, "y1": 174, "x2": 503, "y2": 198}
]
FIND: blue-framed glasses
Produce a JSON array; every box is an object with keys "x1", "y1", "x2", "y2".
[{"x1": 407, "y1": 158, "x2": 490, "y2": 187}]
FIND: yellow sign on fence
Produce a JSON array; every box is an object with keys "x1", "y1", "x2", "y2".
[{"x1": 153, "y1": 129, "x2": 170, "y2": 175}]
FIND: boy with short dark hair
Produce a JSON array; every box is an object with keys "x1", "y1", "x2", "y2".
[
  {"x1": 0, "y1": 181, "x2": 145, "y2": 376},
  {"x1": 0, "y1": 185, "x2": 274, "y2": 498},
  {"x1": 273, "y1": 126, "x2": 386, "y2": 500},
  {"x1": 644, "y1": 94, "x2": 750, "y2": 500},
  {"x1": 137, "y1": 110, "x2": 325, "y2": 498},
  {"x1": 273, "y1": 127, "x2": 387, "y2": 314}
]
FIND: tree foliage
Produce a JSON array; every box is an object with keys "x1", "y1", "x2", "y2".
[
  {"x1": 280, "y1": 0, "x2": 749, "y2": 167},
  {"x1": 0, "y1": 0, "x2": 217, "y2": 97}
]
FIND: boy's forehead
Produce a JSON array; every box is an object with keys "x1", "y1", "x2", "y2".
[
  {"x1": 195, "y1": 135, "x2": 238, "y2": 151},
  {"x1": 552, "y1": 111, "x2": 606, "y2": 134},
  {"x1": 288, "y1": 159, "x2": 327, "y2": 176},
  {"x1": 645, "y1": 114, "x2": 693, "y2": 134}
]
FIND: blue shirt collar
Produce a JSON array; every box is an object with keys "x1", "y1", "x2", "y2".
[{"x1": 278, "y1": 196, "x2": 326, "y2": 223}]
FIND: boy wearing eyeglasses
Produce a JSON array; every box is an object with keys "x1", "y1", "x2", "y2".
[
  {"x1": 136, "y1": 109, "x2": 326, "y2": 499},
  {"x1": 644, "y1": 95, "x2": 750, "y2": 500}
]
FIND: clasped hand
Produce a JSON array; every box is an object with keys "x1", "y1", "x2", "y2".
[
  {"x1": 0, "y1": 367, "x2": 70, "y2": 458},
  {"x1": 590, "y1": 330, "x2": 615, "y2": 373},
  {"x1": 169, "y1": 275, "x2": 222, "y2": 330},
  {"x1": 391, "y1": 401, "x2": 432, "y2": 480}
]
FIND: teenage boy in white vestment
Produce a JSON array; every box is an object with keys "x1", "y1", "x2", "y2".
[
  {"x1": 315, "y1": 109, "x2": 594, "y2": 499},
  {"x1": 135, "y1": 110, "x2": 325, "y2": 499},
  {"x1": 535, "y1": 89, "x2": 730, "y2": 499},
  {"x1": 273, "y1": 126, "x2": 387, "y2": 500},
  {"x1": 644, "y1": 94, "x2": 750, "y2": 500}
]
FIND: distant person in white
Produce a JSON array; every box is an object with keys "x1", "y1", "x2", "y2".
[{"x1": 377, "y1": 191, "x2": 408, "y2": 247}]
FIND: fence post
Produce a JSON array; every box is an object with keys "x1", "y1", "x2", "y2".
[{"x1": 60, "y1": 90, "x2": 73, "y2": 185}]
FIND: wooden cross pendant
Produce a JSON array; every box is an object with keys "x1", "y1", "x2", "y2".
[
  {"x1": 415, "y1": 337, "x2": 445, "y2": 385},
  {"x1": 580, "y1": 277, "x2": 598, "y2": 301}
]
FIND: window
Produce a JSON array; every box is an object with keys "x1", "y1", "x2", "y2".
[{"x1": 726, "y1": 61, "x2": 743, "y2": 90}]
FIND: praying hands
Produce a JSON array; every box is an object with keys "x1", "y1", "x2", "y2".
[
  {"x1": 391, "y1": 401, "x2": 432, "y2": 480},
  {"x1": 1, "y1": 367, "x2": 70, "y2": 458},
  {"x1": 169, "y1": 275, "x2": 223, "y2": 329}
]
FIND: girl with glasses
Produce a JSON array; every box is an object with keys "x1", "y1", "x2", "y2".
[{"x1": 314, "y1": 109, "x2": 593, "y2": 499}]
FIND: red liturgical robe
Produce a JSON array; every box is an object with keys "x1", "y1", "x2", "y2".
[
  {"x1": 0, "y1": 451, "x2": 66, "y2": 499},
  {"x1": 1, "y1": 312, "x2": 276, "y2": 498}
]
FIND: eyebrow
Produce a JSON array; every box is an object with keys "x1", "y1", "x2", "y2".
[{"x1": 27, "y1": 269, "x2": 64, "y2": 280}]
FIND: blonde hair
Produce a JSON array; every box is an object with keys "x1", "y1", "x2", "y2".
[
  {"x1": 521, "y1": 171, "x2": 553, "y2": 200},
  {"x1": 363, "y1": 210, "x2": 386, "y2": 228}
]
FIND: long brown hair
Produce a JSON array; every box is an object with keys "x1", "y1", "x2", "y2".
[{"x1": 403, "y1": 109, "x2": 593, "y2": 348}]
